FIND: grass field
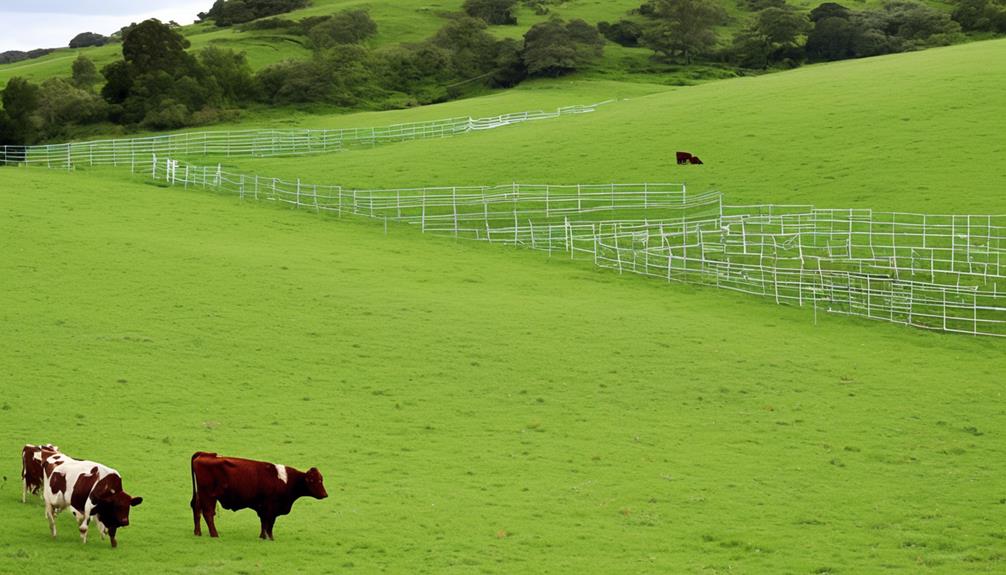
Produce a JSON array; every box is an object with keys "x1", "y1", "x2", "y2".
[
  {"x1": 2, "y1": 166, "x2": 1004, "y2": 574},
  {"x1": 2, "y1": 20, "x2": 1005, "y2": 575}
]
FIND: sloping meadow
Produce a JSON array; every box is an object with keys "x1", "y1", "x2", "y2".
[{"x1": 2, "y1": 38, "x2": 1005, "y2": 573}]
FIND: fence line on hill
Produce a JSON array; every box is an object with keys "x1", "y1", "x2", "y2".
[
  {"x1": 0, "y1": 101, "x2": 611, "y2": 168},
  {"x1": 132, "y1": 155, "x2": 1006, "y2": 337}
]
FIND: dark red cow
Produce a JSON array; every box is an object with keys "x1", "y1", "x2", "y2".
[
  {"x1": 21, "y1": 444, "x2": 60, "y2": 503},
  {"x1": 190, "y1": 452, "x2": 328, "y2": 540},
  {"x1": 676, "y1": 151, "x2": 704, "y2": 165}
]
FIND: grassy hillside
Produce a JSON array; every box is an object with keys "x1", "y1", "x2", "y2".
[
  {"x1": 0, "y1": 0, "x2": 648, "y2": 86},
  {"x1": 2, "y1": 167, "x2": 1003, "y2": 574},
  {"x1": 176, "y1": 38, "x2": 1006, "y2": 214}
]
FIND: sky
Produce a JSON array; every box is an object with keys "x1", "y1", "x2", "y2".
[{"x1": 0, "y1": 0, "x2": 208, "y2": 52}]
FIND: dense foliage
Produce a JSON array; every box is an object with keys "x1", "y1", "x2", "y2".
[
  {"x1": 198, "y1": 0, "x2": 310, "y2": 27},
  {"x1": 68, "y1": 32, "x2": 110, "y2": 48},
  {"x1": 463, "y1": 0, "x2": 520, "y2": 25}
]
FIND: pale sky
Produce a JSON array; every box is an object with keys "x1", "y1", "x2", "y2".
[{"x1": 0, "y1": 1, "x2": 209, "y2": 52}]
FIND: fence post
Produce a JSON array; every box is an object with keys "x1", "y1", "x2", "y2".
[{"x1": 151, "y1": 153, "x2": 157, "y2": 179}]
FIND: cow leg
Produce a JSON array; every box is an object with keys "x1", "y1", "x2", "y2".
[
  {"x1": 256, "y1": 510, "x2": 276, "y2": 541},
  {"x1": 191, "y1": 493, "x2": 202, "y2": 536},
  {"x1": 265, "y1": 516, "x2": 276, "y2": 541},
  {"x1": 21, "y1": 478, "x2": 27, "y2": 504},
  {"x1": 77, "y1": 511, "x2": 91, "y2": 544},
  {"x1": 45, "y1": 502, "x2": 57, "y2": 538},
  {"x1": 200, "y1": 499, "x2": 219, "y2": 538}
]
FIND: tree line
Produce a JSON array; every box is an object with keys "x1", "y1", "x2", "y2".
[
  {"x1": 0, "y1": 8, "x2": 607, "y2": 146},
  {"x1": 602, "y1": 0, "x2": 988, "y2": 69}
]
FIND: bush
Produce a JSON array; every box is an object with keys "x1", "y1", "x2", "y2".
[
  {"x1": 201, "y1": 0, "x2": 310, "y2": 27},
  {"x1": 69, "y1": 32, "x2": 109, "y2": 49},
  {"x1": 142, "y1": 100, "x2": 190, "y2": 130},
  {"x1": 463, "y1": 0, "x2": 519, "y2": 25},
  {"x1": 307, "y1": 10, "x2": 378, "y2": 49},
  {"x1": 597, "y1": 20, "x2": 644, "y2": 46},
  {"x1": 72, "y1": 55, "x2": 101, "y2": 91},
  {"x1": 952, "y1": 0, "x2": 1006, "y2": 32}
]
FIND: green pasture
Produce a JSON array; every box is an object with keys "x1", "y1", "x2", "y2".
[
  {"x1": 1, "y1": 166, "x2": 1003, "y2": 574},
  {"x1": 2, "y1": 15, "x2": 1005, "y2": 573}
]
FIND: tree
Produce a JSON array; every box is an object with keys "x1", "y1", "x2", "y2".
[
  {"x1": 810, "y1": 2, "x2": 851, "y2": 23},
  {"x1": 1, "y1": 77, "x2": 41, "y2": 145},
  {"x1": 463, "y1": 0, "x2": 519, "y2": 25},
  {"x1": 199, "y1": 46, "x2": 257, "y2": 102},
  {"x1": 71, "y1": 55, "x2": 101, "y2": 91},
  {"x1": 307, "y1": 10, "x2": 378, "y2": 49},
  {"x1": 640, "y1": 0, "x2": 728, "y2": 63},
  {"x1": 732, "y1": 8, "x2": 811, "y2": 68},
  {"x1": 597, "y1": 20, "x2": 644, "y2": 47},
  {"x1": 35, "y1": 78, "x2": 108, "y2": 136},
  {"x1": 201, "y1": 0, "x2": 310, "y2": 27},
  {"x1": 953, "y1": 0, "x2": 1006, "y2": 31},
  {"x1": 432, "y1": 16, "x2": 503, "y2": 80},
  {"x1": 122, "y1": 19, "x2": 195, "y2": 73},
  {"x1": 523, "y1": 17, "x2": 604, "y2": 76},
  {"x1": 805, "y1": 16, "x2": 857, "y2": 61},
  {"x1": 69, "y1": 32, "x2": 109, "y2": 48}
]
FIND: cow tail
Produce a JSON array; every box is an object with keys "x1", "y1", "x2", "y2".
[{"x1": 190, "y1": 452, "x2": 200, "y2": 502}]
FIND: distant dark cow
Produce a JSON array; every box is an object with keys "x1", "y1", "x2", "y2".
[
  {"x1": 42, "y1": 453, "x2": 143, "y2": 548},
  {"x1": 190, "y1": 452, "x2": 328, "y2": 540},
  {"x1": 21, "y1": 444, "x2": 60, "y2": 503},
  {"x1": 676, "y1": 151, "x2": 704, "y2": 165}
]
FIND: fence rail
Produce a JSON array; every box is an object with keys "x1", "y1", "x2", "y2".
[
  {"x1": 0, "y1": 102, "x2": 611, "y2": 168},
  {"x1": 130, "y1": 155, "x2": 1006, "y2": 337}
]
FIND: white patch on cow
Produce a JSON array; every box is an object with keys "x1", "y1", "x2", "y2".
[
  {"x1": 275, "y1": 464, "x2": 288, "y2": 484},
  {"x1": 41, "y1": 455, "x2": 120, "y2": 544}
]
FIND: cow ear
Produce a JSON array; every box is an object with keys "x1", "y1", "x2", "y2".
[{"x1": 131, "y1": 497, "x2": 143, "y2": 507}]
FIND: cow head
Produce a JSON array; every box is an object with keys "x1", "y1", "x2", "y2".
[
  {"x1": 304, "y1": 467, "x2": 328, "y2": 499},
  {"x1": 92, "y1": 481, "x2": 143, "y2": 548}
]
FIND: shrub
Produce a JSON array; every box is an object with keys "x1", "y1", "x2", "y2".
[
  {"x1": 463, "y1": 0, "x2": 519, "y2": 25},
  {"x1": 597, "y1": 20, "x2": 644, "y2": 47},
  {"x1": 69, "y1": 32, "x2": 109, "y2": 48},
  {"x1": 307, "y1": 10, "x2": 378, "y2": 49},
  {"x1": 200, "y1": 0, "x2": 310, "y2": 27}
]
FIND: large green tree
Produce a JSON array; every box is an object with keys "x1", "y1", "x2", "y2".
[
  {"x1": 640, "y1": 0, "x2": 727, "y2": 63},
  {"x1": 0, "y1": 77, "x2": 41, "y2": 145},
  {"x1": 732, "y1": 8, "x2": 811, "y2": 68},
  {"x1": 523, "y1": 17, "x2": 604, "y2": 76}
]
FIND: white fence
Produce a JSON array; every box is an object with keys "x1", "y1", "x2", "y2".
[
  {"x1": 0, "y1": 102, "x2": 610, "y2": 168},
  {"x1": 139, "y1": 156, "x2": 1006, "y2": 337}
]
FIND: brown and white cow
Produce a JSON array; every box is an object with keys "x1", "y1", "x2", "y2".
[
  {"x1": 42, "y1": 453, "x2": 143, "y2": 548},
  {"x1": 191, "y1": 451, "x2": 328, "y2": 540},
  {"x1": 21, "y1": 444, "x2": 60, "y2": 503}
]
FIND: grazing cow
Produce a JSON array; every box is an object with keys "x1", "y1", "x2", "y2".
[
  {"x1": 676, "y1": 151, "x2": 704, "y2": 165},
  {"x1": 42, "y1": 453, "x2": 143, "y2": 548},
  {"x1": 21, "y1": 444, "x2": 60, "y2": 503},
  {"x1": 190, "y1": 452, "x2": 328, "y2": 540}
]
